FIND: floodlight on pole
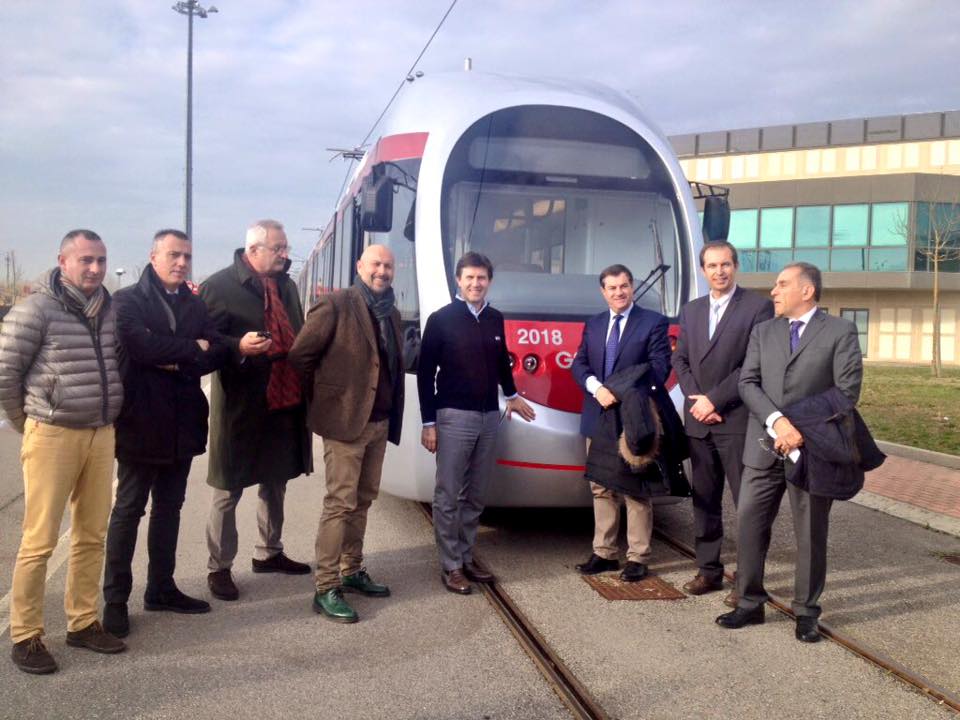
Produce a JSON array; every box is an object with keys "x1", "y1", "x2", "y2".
[{"x1": 172, "y1": 1, "x2": 217, "y2": 258}]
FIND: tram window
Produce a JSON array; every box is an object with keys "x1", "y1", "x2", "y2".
[{"x1": 441, "y1": 106, "x2": 688, "y2": 319}]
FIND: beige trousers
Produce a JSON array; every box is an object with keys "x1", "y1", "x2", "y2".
[
  {"x1": 314, "y1": 420, "x2": 389, "y2": 592},
  {"x1": 586, "y1": 438, "x2": 653, "y2": 563},
  {"x1": 10, "y1": 419, "x2": 115, "y2": 643}
]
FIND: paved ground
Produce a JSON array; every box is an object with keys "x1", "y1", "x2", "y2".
[
  {"x1": 862, "y1": 454, "x2": 960, "y2": 520},
  {"x1": 1, "y1": 429, "x2": 958, "y2": 719}
]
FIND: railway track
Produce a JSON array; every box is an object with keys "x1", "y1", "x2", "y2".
[{"x1": 418, "y1": 501, "x2": 960, "y2": 719}]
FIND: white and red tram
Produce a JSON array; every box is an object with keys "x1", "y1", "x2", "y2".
[{"x1": 298, "y1": 71, "x2": 717, "y2": 507}]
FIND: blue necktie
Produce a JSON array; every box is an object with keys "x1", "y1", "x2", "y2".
[
  {"x1": 790, "y1": 320, "x2": 804, "y2": 353},
  {"x1": 708, "y1": 301, "x2": 721, "y2": 340},
  {"x1": 604, "y1": 315, "x2": 623, "y2": 380}
]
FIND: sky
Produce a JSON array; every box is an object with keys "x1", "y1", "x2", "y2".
[{"x1": 2, "y1": 0, "x2": 959, "y2": 286}]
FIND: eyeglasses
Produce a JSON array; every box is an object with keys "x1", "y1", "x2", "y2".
[
  {"x1": 261, "y1": 243, "x2": 290, "y2": 255},
  {"x1": 758, "y1": 436, "x2": 787, "y2": 460}
]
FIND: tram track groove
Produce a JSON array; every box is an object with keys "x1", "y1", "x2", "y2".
[
  {"x1": 415, "y1": 502, "x2": 610, "y2": 720},
  {"x1": 652, "y1": 527, "x2": 960, "y2": 715}
]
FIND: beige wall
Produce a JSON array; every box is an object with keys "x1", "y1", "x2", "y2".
[{"x1": 737, "y1": 281, "x2": 960, "y2": 365}]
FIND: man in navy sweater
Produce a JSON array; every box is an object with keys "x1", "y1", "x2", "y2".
[{"x1": 417, "y1": 252, "x2": 535, "y2": 594}]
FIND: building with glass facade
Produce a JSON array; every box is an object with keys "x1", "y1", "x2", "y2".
[{"x1": 671, "y1": 111, "x2": 960, "y2": 365}]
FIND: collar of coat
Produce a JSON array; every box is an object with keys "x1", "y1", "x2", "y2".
[
  {"x1": 136, "y1": 263, "x2": 191, "y2": 300},
  {"x1": 231, "y1": 248, "x2": 292, "y2": 294}
]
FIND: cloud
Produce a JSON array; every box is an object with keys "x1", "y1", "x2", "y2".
[{"x1": 1, "y1": 0, "x2": 959, "y2": 282}]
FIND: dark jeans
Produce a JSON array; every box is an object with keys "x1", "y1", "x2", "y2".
[{"x1": 103, "y1": 458, "x2": 192, "y2": 603}]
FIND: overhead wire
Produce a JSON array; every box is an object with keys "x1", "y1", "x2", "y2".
[{"x1": 334, "y1": 0, "x2": 460, "y2": 205}]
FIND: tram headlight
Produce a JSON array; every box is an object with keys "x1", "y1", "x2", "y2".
[{"x1": 522, "y1": 354, "x2": 539, "y2": 374}]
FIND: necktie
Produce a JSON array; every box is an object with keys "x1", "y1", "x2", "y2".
[
  {"x1": 790, "y1": 320, "x2": 804, "y2": 353},
  {"x1": 708, "y1": 301, "x2": 721, "y2": 340},
  {"x1": 603, "y1": 315, "x2": 623, "y2": 380}
]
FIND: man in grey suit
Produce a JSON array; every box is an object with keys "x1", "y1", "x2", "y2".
[
  {"x1": 715, "y1": 262, "x2": 862, "y2": 643},
  {"x1": 673, "y1": 242, "x2": 773, "y2": 602}
]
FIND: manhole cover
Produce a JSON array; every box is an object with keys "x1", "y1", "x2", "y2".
[{"x1": 582, "y1": 573, "x2": 686, "y2": 600}]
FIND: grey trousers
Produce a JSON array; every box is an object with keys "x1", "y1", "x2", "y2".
[
  {"x1": 736, "y1": 462, "x2": 834, "y2": 618},
  {"x1": 206, "y1": 481, "x2": 287, "y2": 571},
  {"x1": 433, "y1": 408, "x2": 499, "y2": 572}
]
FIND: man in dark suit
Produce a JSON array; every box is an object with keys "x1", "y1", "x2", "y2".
[
  {"x1": 672, "y1": 242, "x2": 773, "y2": 602},
  {"x1": 288, "y1": 244, "x2": 404, "y2": 624},
  {"x1": 571, "y1": 264, "x2": 671, "y2": 582},
  {"x1": 716, "y1": 262, "x2": 863, "y2": 643}
]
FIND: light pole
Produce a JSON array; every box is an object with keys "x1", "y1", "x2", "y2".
[
  {"x1": 115, "y1": 268, "x2": 126, "y2": 289},
  {"x1": 172, "y1": 1, "x2": 217, "y2": 245}
]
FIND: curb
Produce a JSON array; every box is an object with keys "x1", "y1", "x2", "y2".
[
  {"x1": 875, "y1": 440, "x2": 960, "y2": 470},
  {"x1": 850, "y1": 490, "x2": 960, "y2": 539}
]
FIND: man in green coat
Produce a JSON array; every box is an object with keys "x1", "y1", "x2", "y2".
[{"x1": 200, "y1": 220, "x2": 313, "y2": 601}]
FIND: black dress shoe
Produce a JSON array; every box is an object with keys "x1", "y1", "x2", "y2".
[
  {"x1": 795, "y1": 616, "x2": 822, "y2": 643},
  {"x1": 715, "y1": 605, "x2": 765, "y2": 629},
  {"x1": 575, "y1": 554, "x2": 620, "y2": 575},
  {"x1": 208, "y1": 569, "x2": 239, "y2": 601},
  {"x1": 102, "y1": 602, "x2": 130, "y2": 638},
  {"x1": 144, "y1": 587, "x2": 212, "y2": 614},
  {"x1": 252, "y1": 552, "x2": 311, "y2": 575},
  {"x1": 619, "y1": 562, "x2": 649, "y2": 582}
]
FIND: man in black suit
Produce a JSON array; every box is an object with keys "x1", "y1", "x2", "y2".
[
  {"x1": 716, "y1": 262, "x2": 863, "y2": 643},
  {"x1": 672, "y1": 242, "x2": 773, "y2": 602}
]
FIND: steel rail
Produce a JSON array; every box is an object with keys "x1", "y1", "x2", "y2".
[
  {"x1": 416, "y1": 503, "x2": 610, "y2": 720},
  {"x1": 652, "y1": 527, "x2": 960, "y2": 715}
]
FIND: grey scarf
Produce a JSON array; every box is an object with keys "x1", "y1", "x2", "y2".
[
  {"x1": 354, "y1": 276, "x2": 399, "y2": 383},
  {"x1": 57, "y1": 269, "x2": 106, "y2": 327}
]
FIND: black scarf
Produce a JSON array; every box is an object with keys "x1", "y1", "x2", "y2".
[{"x1": 354, "y1": 276, "x2": 399, "y2": 384}]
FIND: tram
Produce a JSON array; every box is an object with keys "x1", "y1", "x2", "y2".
[{"x1": 298, "y1": 71, "x2": 727, "y2": 506}]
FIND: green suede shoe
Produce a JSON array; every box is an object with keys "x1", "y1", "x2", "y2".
[
  {"x1": 340, "y1": 569, "x2": 391, "y2": 597},
  {"x1": 313, "y1": 588, "x2": 359, "y2": 623}
]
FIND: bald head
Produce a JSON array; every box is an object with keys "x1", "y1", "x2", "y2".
[{"x1": 356, "y1": 244, "x2": 395, "y2": 294}]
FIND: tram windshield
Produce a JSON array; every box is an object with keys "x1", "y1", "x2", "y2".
[{"x1": 441, "y1": 106, "x2": 689, "y2": 318}]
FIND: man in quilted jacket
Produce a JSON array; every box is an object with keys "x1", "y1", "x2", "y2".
[{"x1": 0, "y1": 229, "x2": 126, "y2": 674}]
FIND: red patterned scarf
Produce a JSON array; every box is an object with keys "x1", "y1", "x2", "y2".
[{"x1": 244, "y1": 256, "x2": 302, "y2": 411}]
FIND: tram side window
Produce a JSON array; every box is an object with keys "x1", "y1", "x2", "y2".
[{"x1": 364, "y1": 159, "x2": 421, "y2": 371}]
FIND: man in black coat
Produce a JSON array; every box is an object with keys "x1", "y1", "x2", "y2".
[
  {"x1": 672, "y1": 241, "x2": 773, "y2": 602},
  {"x1": 102, "y1": 230, "x2": 228, "y2": 638},
  {"x1": 200, "y1": 220, "x2": 312, "y2": 602}
]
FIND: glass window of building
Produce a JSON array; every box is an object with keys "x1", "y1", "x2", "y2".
[
  {"x1": 754, "y1": 249, "x2": 792, "y2": 273},
  {"x1": 738, "y1": 250, "x2": 757, "y2": 272},
  {"x1": 870, "y1": 203, "x2": 908, "y2": 246},
  {"x1": 795, "y1": 206, "x2": 830, "y2": 247},
  {"x1": 759, "y1": 208, "x2": 793, "y2": 248},
  {"x1": 832, "y1": 204, "x2": 869, "y2": 247},
  {"x1": 794, "y1": 248, "x2": 829, "y2": 269},
  {"x1": 728, "y1": 209, "x2": 758, "y2": 249},
  {"x1": 916, "y1": 202, "x2": 960, "y2": 272},
  {"x1": 869, "y1": 247, "x2": 908, "y2": 271},
  {"x1": 840, "y1": 309, "x2": 869, "y2": 356},
  {"x1": 830, "y1": 247, "x2": 867, "y2": 271}
]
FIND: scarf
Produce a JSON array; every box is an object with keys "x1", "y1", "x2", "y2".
[
  {"x1": 58, "y1": 270, "x2": 106, "y2": 327},
  {"x1": 354, "y1": 275, "x2": 399, "y2": 385},
  {"x1": 243, "y1": 255, "x2": 302, "y2": 411}
]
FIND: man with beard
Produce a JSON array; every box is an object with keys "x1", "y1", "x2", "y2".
[
  {"x1": 289, "y1": 244, "x2": 403, "y2": 623},
  {"x1": 201, "y1": 220, "x2": 312, "y2": 602}
]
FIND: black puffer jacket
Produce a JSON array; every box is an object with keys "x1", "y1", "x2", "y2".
[{"x1": 585, "y1": 364, "x2": 690, "y2": 500}]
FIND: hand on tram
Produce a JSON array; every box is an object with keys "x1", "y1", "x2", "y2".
[
  {"x1": 239, "y1": 331, "x2": 272, "y2": 357},
  {"x1": 688, "y1": 394, "x2": 716, "y2": 422},
  {"x1": 421, "y1": 426, "x2": 438, "y2": 453},
  {"x1": 505, "y1": 396, "x2": 536, "y2": 422},
  {"x1": 595, "y1": 386, "x2": 618, "y2": 409},
  {"x1": 772, "y1": 416, "x2": 804, "y2": 453}
]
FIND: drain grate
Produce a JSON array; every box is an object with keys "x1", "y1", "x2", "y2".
[{"x1": 582, "y1": 573, "x2": 686, "y2": 600}]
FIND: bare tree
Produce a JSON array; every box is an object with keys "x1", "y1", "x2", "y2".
[{"x1": 917, "y1": 197, "x2": 960, "y2": 377}]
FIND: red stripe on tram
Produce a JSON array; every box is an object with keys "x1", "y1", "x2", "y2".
[{"x1": 496, "y1": 459, "x2": 586, "y2": 472}]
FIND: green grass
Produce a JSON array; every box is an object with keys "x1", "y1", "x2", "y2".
[{"x1": 859, "y1": 364, "x2": 960, "y2": 456}]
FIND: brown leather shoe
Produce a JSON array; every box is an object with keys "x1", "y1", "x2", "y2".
[
  {"x1": 463, "y1": 560, "x2": 495, "y2": 583},
  {"x1": 682, "y1": 574, "x2": 724, "y2": 596},
  {"x1": 208, "y1": 569, "x2": 239, "y2": 601},
  {"x1": 11, "y1": 636, "x2": 58, "y2": 674},
  {"x1": 441, "y1": 568, "x2": 472, "y2": 595},
  {"x1": 723, "y1": 588, "x2": 739, "y2": 608},
  {"x1": 65, "y1": 621, "x2": 126, "y2": 654}
]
